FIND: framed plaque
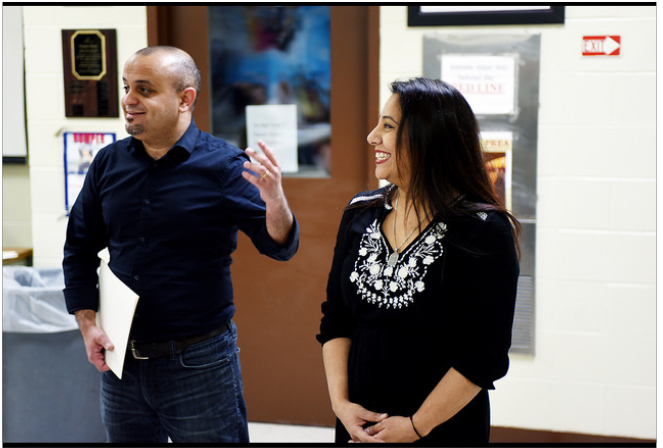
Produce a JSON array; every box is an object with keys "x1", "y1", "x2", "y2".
[
  {"x1": 409, "y1": 6, "x2": 564, "y2": 27},
  {"x1": 62, "y1": 29, "x2": 118, "y2": 117}
]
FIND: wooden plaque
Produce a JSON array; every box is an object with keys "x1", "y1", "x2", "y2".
[{"x1": 62, "y1": 29, "x2": 118, "y2": 117}]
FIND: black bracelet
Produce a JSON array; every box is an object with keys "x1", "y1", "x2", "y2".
[{"x1": 410, "y1": 415, "x2": 423, "y2": 439}]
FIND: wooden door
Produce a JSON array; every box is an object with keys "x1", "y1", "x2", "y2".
[{"x1": 148, "y1": 5, "x2": 379, "y2": 425}]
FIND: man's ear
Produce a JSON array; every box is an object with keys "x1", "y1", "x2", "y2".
[{"x1": 179, "y1": 87, "x2": 197, "y2": 113}]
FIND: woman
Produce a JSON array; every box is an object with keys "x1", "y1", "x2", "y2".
[{"x1": 317, "y1": 78, "x2": 520, "y2": 444}]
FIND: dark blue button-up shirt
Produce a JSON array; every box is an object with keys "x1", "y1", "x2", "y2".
[{"x1": 63, "y1": 120, "x2": 299, "y2": 341}]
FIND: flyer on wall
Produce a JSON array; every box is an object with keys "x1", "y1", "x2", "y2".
[{"x1": 64, "y1": 132, "x2": 115, "y2": 213}]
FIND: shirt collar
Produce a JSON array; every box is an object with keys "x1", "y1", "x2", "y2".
[{"x1": 127, "y1": 119, "x2": 200, "y2": 155}]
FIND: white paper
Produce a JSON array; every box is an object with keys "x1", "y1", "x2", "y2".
[
  {"x1": 96, "y1": 249, "x2": 139, "y2": 379},
  {"x1": 441, "y1": 55, "x2": 516, "y2": 115},
  {"x1": 246, "y1": 104, "x2": 299, "y2": 173},
  {"x1": 3, "y1": 251, "x2": 19, "y2": 260}
]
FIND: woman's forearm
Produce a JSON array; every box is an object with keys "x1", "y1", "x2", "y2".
[
  {"x1": 412, "y1": 367, "x2": 482, "y2": 437},
  {"x1": 321, "y1": 337, "x2": 352, "y2": 413}
]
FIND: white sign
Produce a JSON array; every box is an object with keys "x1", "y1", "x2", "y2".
[
  {"x1": 441, "y1": 55, "x2": 516, "y2": 115},
  {"x1": 246, "y1": 104, "x2": 298, "y2": 173}
]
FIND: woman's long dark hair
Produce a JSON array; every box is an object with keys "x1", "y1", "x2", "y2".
[{"x1": 388, "y1": 77, "x2": 521, "y2": 257}]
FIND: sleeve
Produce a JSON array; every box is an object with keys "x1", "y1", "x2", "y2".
[
  {"x1": 62, "y1": 153, "x2": 108, "y2": 314},
  {"x1": 220, "y1": 151, "x2": 299, "y2": 261},
  {"x1": 448, "y1": 212, "x2": 520, "y2": 390},
  {"x1": 316, "y1": 207, "x2": 358, "y2": 345}
]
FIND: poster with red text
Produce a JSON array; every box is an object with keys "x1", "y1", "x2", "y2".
[
  {"x1": 64, "y1": 132, "x2": 115, "y2": 213},
  {"x1": 480, "y1": 131, "x2": 513, "y2": 211}
]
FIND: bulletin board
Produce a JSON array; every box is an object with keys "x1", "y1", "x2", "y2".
[{"x1": 424, "y1": 34, "x2": 540, "y2": 355}]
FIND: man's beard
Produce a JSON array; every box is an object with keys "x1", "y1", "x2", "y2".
[{"x1": 125, "y1": 121, "x2": 143, "y2": 136}]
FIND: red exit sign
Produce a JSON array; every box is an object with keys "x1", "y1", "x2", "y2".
[{"x1": 582, "y1": 35, "x2": 621, "y2": 56}]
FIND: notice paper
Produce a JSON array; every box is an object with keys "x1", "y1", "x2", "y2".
[
  {"x1": 246, "y1": 104, "x2": 299, "y2": 173},
  {"x1": 441, "y1": 55, "x2": 516, "y2": 115},
  {"x1": 96, "y1": 249, "x2": 139, "y2": 379}
]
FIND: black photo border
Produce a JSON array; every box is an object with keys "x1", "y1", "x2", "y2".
[{"x1": 408, "y1": 5, "x2": 565, "y2": 27}]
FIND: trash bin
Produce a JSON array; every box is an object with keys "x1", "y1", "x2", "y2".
[{"x1": 3, "y1": 266, "x2": 106, "y2": 443}]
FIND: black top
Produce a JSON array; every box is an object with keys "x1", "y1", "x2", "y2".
[
  {"x1": 63, "y1": 120, "x2": 299, "y2": 341},
  {"x1": 317, "y1": 186, "x2": 519, "y2": 444}
]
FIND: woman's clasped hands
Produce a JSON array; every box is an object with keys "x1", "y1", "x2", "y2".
[{"x1": 336, "y1": 401, "x2": 421, "y2": 443}]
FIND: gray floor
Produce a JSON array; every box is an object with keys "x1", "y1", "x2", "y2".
[{"x1": 249, "y1": 422, "x2": 335, "y2": 443}]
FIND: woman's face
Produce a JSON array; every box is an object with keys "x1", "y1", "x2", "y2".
[{"x1": 367, "y1": 94, "x2": 410, "y2": 186}]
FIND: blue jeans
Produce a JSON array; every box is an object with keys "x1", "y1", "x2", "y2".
[{"x1": 100, "y1": 321, "x2": 249, "y2": 443}]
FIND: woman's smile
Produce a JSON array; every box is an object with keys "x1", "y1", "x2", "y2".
[{"x1": 375, "y1": 150, "x2": 391, "y2": 164}]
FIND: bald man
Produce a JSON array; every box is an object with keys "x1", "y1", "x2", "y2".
[{"x1": 63, "y1": 46, "x2": 299, "y2": 443}]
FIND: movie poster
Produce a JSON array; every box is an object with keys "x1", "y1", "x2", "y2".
[{"x1": 480, "y1": 131, "x2": 513, "y2": 211}]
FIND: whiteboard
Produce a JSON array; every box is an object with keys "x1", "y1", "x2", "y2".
[{"x1": 3, "y1": 6, "x2": 28, "y2": 162}]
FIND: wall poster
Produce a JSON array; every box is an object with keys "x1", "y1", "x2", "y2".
[
  {"x1": 64, "y1": 132, "x2": 115, "y2": 213},
  {"x1": 481, "y1": 131, "x2": 513, "y2": 211}
]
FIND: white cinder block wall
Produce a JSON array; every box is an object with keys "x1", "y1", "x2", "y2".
[
  {"x1": 21, "y1": 5, "x2": 655, "y2": 440},
  {"x1": 379, "y1": 6, "x2": 655, "y2": 440},
  {"x1": 22, "y1": 5, "x2": 148, "y2": 267}
]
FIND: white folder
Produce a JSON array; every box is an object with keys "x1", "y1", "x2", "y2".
[{"x1": 96, "y1": 249, "x2": 139, "y2": 379}]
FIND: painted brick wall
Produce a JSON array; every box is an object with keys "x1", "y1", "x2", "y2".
[
  {"x1": 379, "y1": 5, "x2": 655, "y2": 439},
  {"x1": 22, "y1": 6, "x2": 147, "y2": 267}
]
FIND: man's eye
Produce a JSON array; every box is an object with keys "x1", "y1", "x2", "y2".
[{"x1": 123, "y1": 85, "x2": 129, "y2": 93}]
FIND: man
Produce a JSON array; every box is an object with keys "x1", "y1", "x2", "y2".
[{"x1": 63, "y1": 46, "x2": 299, "y2": 443}]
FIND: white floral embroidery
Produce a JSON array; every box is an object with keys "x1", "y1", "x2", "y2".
[{"x1": 350, "y1": 219, "x2": 447, "y2": 309}]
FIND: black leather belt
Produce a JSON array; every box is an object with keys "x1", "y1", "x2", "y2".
[{"x1": 129, "y1": 322, "x2": 231, "y2": 360}]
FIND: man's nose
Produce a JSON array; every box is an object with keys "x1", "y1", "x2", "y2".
[{"x1": 122, "y1": 90, "x2": 138, "y2": 107}]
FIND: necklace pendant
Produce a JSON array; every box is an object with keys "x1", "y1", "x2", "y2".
[{"x1": 388, "y1": 252, "x2": 399, "y2": 267}]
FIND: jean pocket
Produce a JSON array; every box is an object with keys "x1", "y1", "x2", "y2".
[{"x1": 179, "y1": 336, "x2": 233, "y2": 369}]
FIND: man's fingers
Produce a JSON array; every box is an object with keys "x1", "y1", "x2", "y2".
[
  {"x1": 250, "y1": 141, "x2": 281, "y2": 174},
  {"x1": 95, "y1": 330, "x2": 114, "y2": 351},
  {"x1": 257, "y1": 140, "x2": 278, "y2": 165}
]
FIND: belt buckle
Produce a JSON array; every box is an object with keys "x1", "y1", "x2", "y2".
[{"x1": 130, "y1": 340, "x2": 149, "y2": 360}]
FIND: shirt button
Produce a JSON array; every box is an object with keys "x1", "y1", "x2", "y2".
[
  {"x1": 134, "y1": 275, "x2": 139, "y2": 281},
  {"x1": 143, "y1": 199, "x2": 150, "y2": 205},
  {"x1": 139, "y1": 237, "x2": 146, "y2": 243}
]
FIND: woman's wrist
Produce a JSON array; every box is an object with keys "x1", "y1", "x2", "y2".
[
  {"x1": 331, "y1": 398, "x2": 351, "y2": 416},
  {"x1": 410, "y1": 415, "x2": 423, "y2": 439},
  {"x1": 411, "y1": 412, "x2": 433, "y2": 438}
]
